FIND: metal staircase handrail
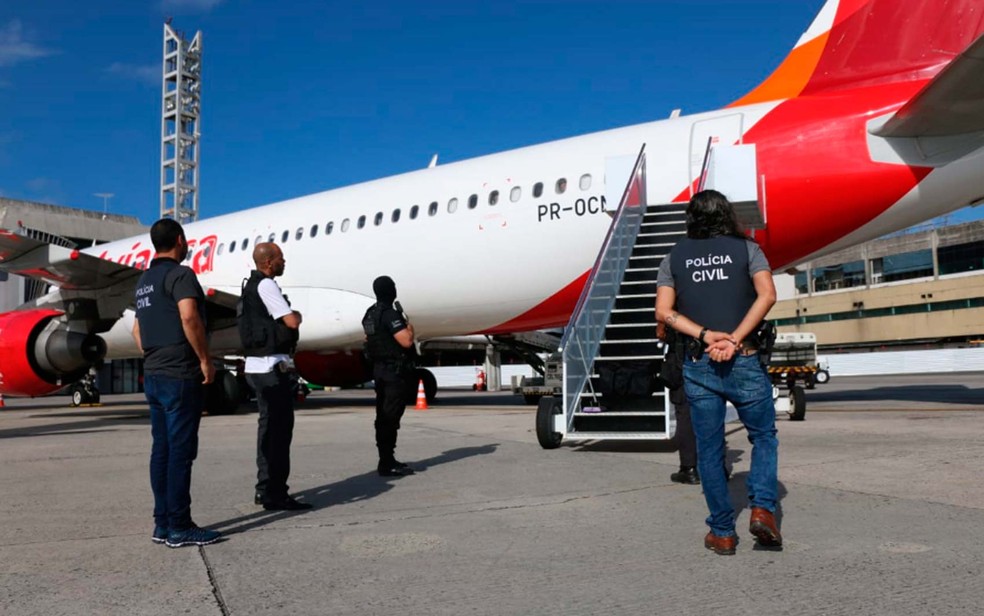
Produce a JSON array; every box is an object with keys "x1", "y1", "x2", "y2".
[{"x1": 560, "y1": 146, "x2": 648, "y2": 426}]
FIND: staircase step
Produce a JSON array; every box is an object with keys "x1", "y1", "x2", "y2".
[{"x1": 564, "y1": 431, "x2": 672, "y2": 440}]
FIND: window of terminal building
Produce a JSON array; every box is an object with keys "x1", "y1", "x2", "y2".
[
  {"x1": 428, "y1": 201, "x2": 439, "y2": 216},
  {"x1": 374, "y1": 212, "x2": 383, "y2": 226},
  {"x1": 510, "y1": 187, "x2": 521, "y2": 202},
  {"x1": 871, "y1": 249, "x2": 933, "y2": 284},
  {"x1": 410, "y1": 205, "x2": 419, "y2": 220},
  {"x1": 794, "y1": 271, "x2": 809, "y2": 294},
  {"x1": 812, "y1": 260, "x2": 865, "y2": 292},
  {"x1": 939, "y1": 239, "x2": 984, "y2": 275},
  {"x1": 357, "y1": 215, "x2": 366, "y2": 229},
  {"x1": 392, "y1": 209, "x2": 401, "y2": 223},
  {"x1": 533, "y1": 182, "x2": 543, "y2": 198},
  {"x1": 489, "y1": 190, "x2": 499, "y2": 206},
  {"x1": 448, "y1": 198, "x2": 458, "y2": 213},
  {"x1": 555, "y1": 178, "x2": 567, "y2": 194}
]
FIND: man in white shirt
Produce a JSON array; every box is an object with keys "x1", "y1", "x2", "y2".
[{"x1": 238, "y1": 242, "x2": 311, "y2": 511}]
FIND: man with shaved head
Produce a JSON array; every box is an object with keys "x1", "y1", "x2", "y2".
[{"x1": 237, "y1": 242, "x2": 311, "y2": 511}]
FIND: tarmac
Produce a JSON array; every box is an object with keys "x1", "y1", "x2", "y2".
[{"x1": 1, "y1": 373, "x2": 983, "y2": 616}]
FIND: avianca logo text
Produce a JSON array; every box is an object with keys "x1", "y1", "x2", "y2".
[{"x1": 98, "y1": 235, "x2": 218, "y2": 275}]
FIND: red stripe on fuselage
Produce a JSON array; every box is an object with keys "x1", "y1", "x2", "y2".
[{"x1": 479, "y1": 270, "x2": 590, "y2": 335}]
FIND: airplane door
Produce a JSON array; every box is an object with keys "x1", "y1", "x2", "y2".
[{"x1": 689, "y1": 113, "x2": 745, "y2": 196}]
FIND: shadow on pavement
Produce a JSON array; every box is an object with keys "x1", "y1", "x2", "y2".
[
  {"x1": 211, "y1": 443, "x2": 499, "y2": 536},
  {"x1": 808, "y1": 383, "x2": 984, "y2": 406}
]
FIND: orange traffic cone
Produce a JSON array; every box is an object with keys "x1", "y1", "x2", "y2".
[{"x1": 414, "y1": 380, "x2": 428, "y2": 410}]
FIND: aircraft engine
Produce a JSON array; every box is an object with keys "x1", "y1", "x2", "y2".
[{"x1": 0, "y1": 309, "x2": 107, "y2": 397}]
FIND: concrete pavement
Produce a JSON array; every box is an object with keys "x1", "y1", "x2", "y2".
[{"x1": 2, "y1": 378, "x2": 983, "y2": 615}]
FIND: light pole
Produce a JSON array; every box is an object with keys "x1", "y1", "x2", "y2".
[{"x1": 93, "y1": 193, "x2": 114, "y2": 218}]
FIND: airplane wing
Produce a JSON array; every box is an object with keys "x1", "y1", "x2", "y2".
[
  {"x1": 0, "y1": 228, "x2": 141, "y2": 290},
  {"x1": 871, "y1": 33, "x2": 984, "y2": 138},
  {"x1": 0, "y1": 227, "x2": 240, "y2": 314}
]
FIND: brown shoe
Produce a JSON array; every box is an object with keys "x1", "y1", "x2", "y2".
[
  {"x1": 749, "y1": 507, "x2": 782, "y2": 547},
  {"x1": 704, "y1": 532, "x2": 737, "y2": 555}
]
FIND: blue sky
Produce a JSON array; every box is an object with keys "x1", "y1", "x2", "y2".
[{"x1": 8, "y1": 0, "x2": 974, "y2": 227}]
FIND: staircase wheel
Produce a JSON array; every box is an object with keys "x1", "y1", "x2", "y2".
[
  {"x1": 535, "y1": 396, "x2": 563, "y2": 449},
  {"x1": 787, "y1": 386, "x2": 806, "y2": 421}
]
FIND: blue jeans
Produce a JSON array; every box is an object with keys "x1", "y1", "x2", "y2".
[
  {"x1": 684, "y1": 354, "x2": 778, "y2": 537},
  {"x1": 145, "y1": 374, "x2": 204, "y2": 531}
]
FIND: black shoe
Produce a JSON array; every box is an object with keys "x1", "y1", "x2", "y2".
[
  {"x1": 254, "y1": 492, "x2": 263, "y2": 505},
  {"x1": 671, "y1": 466, "x2": 700, "y2": 485},
  {"x1": 262, "y1": 496, "x2": 313, "y2": 511},
  {"x1": 378, "y1": 462, "x2": 415, "y2": 477}
]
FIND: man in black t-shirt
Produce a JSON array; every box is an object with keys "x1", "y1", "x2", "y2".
[
  {"x1": 132, "y1": 218, "x2": 221, "y2": 548},
  {"x1": 362, "y1": 276, "x2": 417, "y2": 477}
]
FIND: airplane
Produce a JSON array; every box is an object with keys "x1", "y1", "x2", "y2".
[{"x1": 2, "y1": 0, "x2": 984, "y2": 410}]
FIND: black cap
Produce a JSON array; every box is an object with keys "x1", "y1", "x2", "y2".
[{"x1": 372, "y1": 275, "x2": 397, "y2": 303}]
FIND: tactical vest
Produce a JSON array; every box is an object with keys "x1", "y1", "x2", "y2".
[
  {"x1": 135, "y1": 259, "x2": 203, "y2": 350},
  {"x1": 237, "y1": 270, "x2": 297, "y2": 357},
  {"x1": 362, "y1": 303, "x2": 407, "y2": 362},
  {"x1": 669, "y1": 236, "x2": 757, "y2": 333}
]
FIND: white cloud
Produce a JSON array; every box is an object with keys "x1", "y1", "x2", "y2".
[
  {"x1": 161, "y1": 0, "x2": 225, "y2": 12},
  {"x1": 0, "y1": 20, "x2": 55, "y2": 68},
  {"x1": 106, "y1": 62, "x2": 160, "y2": 86}
]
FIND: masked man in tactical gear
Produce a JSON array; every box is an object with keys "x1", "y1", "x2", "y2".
[{"x1": 362, "y1": 276, "x2": 417, "y2": 477}]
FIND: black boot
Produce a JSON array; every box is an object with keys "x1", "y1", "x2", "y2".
[{"x1": 670, "y1": 466, "x2": 700, "y2": 485}]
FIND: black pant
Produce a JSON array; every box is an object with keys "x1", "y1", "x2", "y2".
[
  {"x1": 373, "y1": 363, "x2": 410, "y2": 464},
  {"x1": 671, "y1": 386, "x2": 697, "y2": 467},
  {"x1": 246, "y1": 370, "x2": 295, "y2": 499}
]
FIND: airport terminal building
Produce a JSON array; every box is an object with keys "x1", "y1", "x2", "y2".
[{"x1": 772, "y1": 218, "x2": 984, "y2": 352}]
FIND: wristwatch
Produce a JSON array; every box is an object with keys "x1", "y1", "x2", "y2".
[{"x1": 698, "y1": 327, "x2": 708, "y2": 344}]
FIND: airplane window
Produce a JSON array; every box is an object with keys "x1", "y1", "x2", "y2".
[
  {"x1": 326, "y1": 221, "x2": 334, "y2": 235},
  {"x1": 410, "y1": 205, "x2": 419, "y2": 219},
  {"x1": 468, "y1": 194, "x2": 478, "y2": 209},
  {"x1": 310, "y1": 224, "x2": 319, "y2": 238},
  {"x1": 533, "y1": 182, "x2": 543, "y2": 198},
  {"x1": 374, "y1": 212, "x2": 383, "y2": 226},
  {"x1": 341, "y1": 218, "x2": 350, "y2": 232},
  {"x1": 510, "y1": 186, "x2": 521, "y2": 202},
  {"x1": 255, "y1": 236, "x2": 262, "y2": 246},
  {"x1": 392, "y1": 209, "x2": 401, "y2": 223},
  {"x1": 268, "y1": 233, "x2": 275, "y2": 242},
  {"x1": 579, "y1": 174, "x2": 592, "y2": 190},
  {"x1": 204, "y1": 245, "x2": 211, "y2": 257},
  {"x1": 556, "y1": 178, "x2": 567, "y2": 194},
  {"x1": 282, "y1": 230, "x2": 290, "y2": 243},
  {"x1": 448, "y1": 198, "x2": 458, "y2": 213},
  {"x1": 229, "y1": 241, "x2": 236, "y2": 254},
  {"x1": 428, "y1": 201, "x2": 438, "y2": 216},
  {"x1": 295, "y1": 227, "x2": 304, "y2": 241},
  {"x1": 357, "y1": 215, "x2": 366, "y2": 229},
  {"x1": 241, "y1": 238, "x2": 249, "y2": 251},
  {"x1": 217, "y1": 243, "x2": 224, "y2": 256},
  {"x1": 489, "y1": 190, "x2": 499, "y2": 206}
]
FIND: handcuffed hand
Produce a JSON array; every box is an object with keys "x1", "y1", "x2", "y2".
[{"x1": 704, "y1": 331, "x2": 738, "y2": 362}]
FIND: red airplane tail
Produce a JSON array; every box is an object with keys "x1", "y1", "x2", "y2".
[{"x1": 731, "y1": 0, "x2": 984, "y2": 107}]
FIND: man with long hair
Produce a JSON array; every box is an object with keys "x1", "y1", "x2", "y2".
[{"x1": 655, "y1": 190, "x2": 781, "y2": 555}]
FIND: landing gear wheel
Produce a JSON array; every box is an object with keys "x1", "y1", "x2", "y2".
[
  {"x1": 535, "y1": 396, "x2": 563, "y2": 449},
  {"x1": 71, "y1": 387, "x2": 84, "y2": 407},
  {"x1": 815, "y1": 369, "x2": 830, "y2": 385},
  {"x1": 415, "y1": 368, "x2": 438, "y2": 404},
  {"x1": 205, "y1": 370, "x2": 241, "y2": 415},
  {"x1": 787, "y1": 386, "x2": 806, "y2": 421}
]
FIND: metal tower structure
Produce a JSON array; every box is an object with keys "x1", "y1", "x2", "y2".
[{"x1": 160, "y1": 24, "x2": 202, "y2": 223}]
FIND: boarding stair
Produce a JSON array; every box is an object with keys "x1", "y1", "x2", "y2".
[{"x1": 535, "y1": 141, "x2": 767, "y2": 448}]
